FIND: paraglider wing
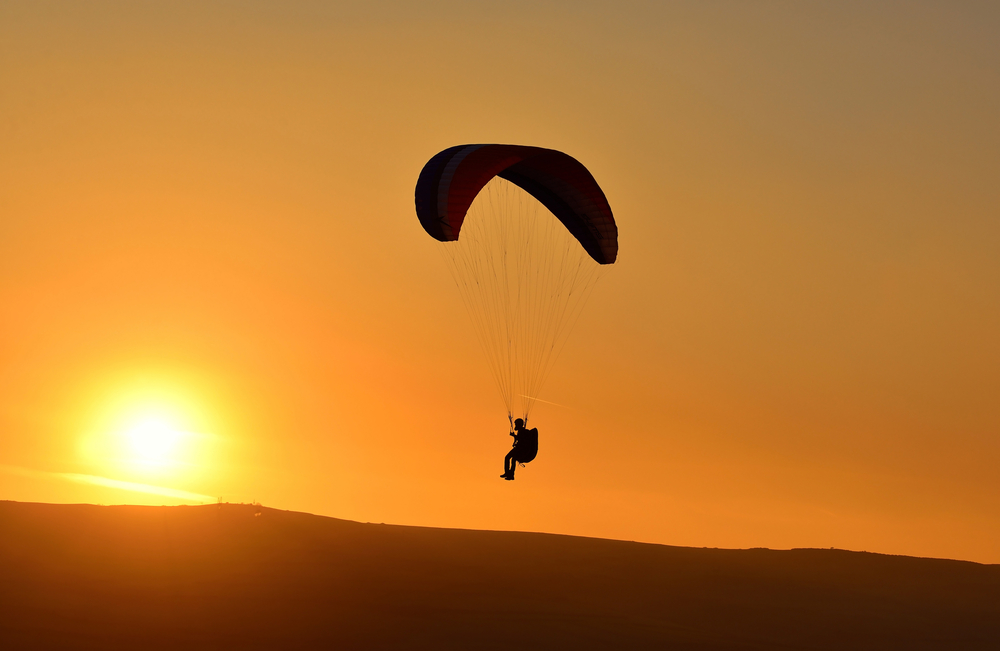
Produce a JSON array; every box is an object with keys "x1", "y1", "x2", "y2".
[
  {"x1": 414, "y1": 144, "x2": 618, "y2": 264},
  {"x1": 414, "y1": 143, "x2": 618, "y2": 420}
]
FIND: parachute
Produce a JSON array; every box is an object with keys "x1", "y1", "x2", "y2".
[{"x1": 415, "y1": 144, "x2": 618, "y2": 421}]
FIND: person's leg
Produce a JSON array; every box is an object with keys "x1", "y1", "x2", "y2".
[{"x1": 504, "y1": 449, "x2": 515, "y2": 476}]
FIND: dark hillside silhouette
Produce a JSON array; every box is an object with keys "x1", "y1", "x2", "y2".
[{"x1": 1, "y1": 501, "x2": 998, "y2": 650}]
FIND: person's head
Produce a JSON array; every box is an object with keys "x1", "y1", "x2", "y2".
[{"x1": 514, "y1": 418, "x2": 525, "y2": 431}]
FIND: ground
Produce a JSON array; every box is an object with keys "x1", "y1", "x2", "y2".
[{"x1": 1, "y1": 501, "x2": 998, "y2": 650}]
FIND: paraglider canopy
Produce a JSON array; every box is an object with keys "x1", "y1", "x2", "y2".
[
  {"x1": 414, "y1": 144, "x2": 617, "y2": 421},
  {"x1": 415, "y1": 144, "x2": 618, "y2": 264}
]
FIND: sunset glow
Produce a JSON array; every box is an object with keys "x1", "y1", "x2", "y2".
[
  {"x1": 3, "y1": 4, "x2": 1000, "y2": 648},
  {"x1": 1, "y1": 1, "x2": 997, "y2": 565}
]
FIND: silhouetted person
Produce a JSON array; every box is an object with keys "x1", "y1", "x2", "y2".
[{"x1": 502, "y1": 418, "x2": 538, "y2": 480}]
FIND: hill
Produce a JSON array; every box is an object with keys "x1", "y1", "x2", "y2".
[{"x1": 1, "y1": 501, "x2": 998, "y2": 649}]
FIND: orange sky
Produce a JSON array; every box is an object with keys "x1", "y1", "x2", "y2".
[{"x1": 2, "y1": 2, "x2": 998, "y2": 563}]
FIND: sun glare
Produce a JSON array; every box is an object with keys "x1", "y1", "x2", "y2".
[
  {"x1": 78, "y1": 379, "x2": 222, "y2": 489},
  {"x1": 104, "y1": 405, "x2": 200, "y2": 478},
  {"x1": 124, "y1": 417, "x2": 184, "y2": 467}
]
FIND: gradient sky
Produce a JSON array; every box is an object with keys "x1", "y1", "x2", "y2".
[{"x1": 2, "y1": 1, "x2": 998, "y2": 563}]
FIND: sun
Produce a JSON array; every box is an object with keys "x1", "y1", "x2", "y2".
[
  {"x1": 124, "y1": 416, "x2": 184, "y2": 467},
  {"x1": 78, "y1": 379, "x2": 221, "y2": 486},
  {"x1": 109, "y1": 407, "x2": 200, "y2": 479}
]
